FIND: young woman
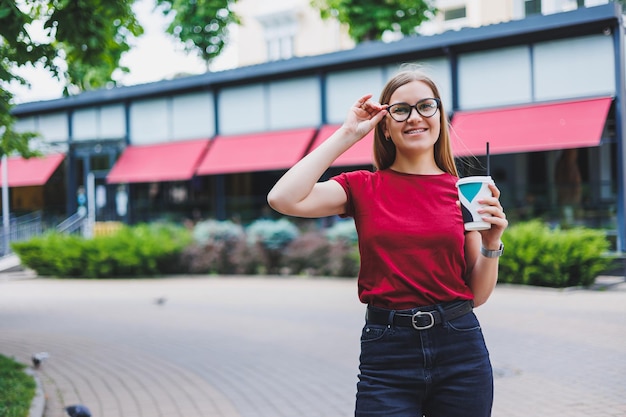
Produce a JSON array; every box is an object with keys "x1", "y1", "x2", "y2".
[{"x1": 267, "y1": 67, "x2": 507, "y2": 417}]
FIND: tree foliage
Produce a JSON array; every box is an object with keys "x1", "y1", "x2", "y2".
[
  {"x1": 311, "y1": 0, "x2": 436, "y2": 42},
  {"x1": 0, "y1": 0, "x2": 236, "y2": 158},
  {"x1": 46, "y1": 0, "x2": 143, "y2": 93},
  {"x1": 0, "y1": 0, "x2": 144, "y2": 157},
  {"x1": 1, "y1": 0, "x2": 143, "y2": 97},
  {"x1": 156, "y1": 0, "x2": 239, "y2": 65}
]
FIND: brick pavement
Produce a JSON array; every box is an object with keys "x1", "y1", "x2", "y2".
[{"x1": 0, "y1": 274, "x2": 625, "y2": 417}]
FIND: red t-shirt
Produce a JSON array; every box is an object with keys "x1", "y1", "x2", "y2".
[{"x1": 332, "y1": 169, "x2": 474, "y2": 309}]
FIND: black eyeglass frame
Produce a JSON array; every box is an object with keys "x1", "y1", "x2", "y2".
[{"x1": 386, "y1": 98, "x2": 441, "y2": 122}]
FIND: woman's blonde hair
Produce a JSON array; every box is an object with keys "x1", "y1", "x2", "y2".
[{"x1": 373, "y1": 66, "x2": 458, "y2": 177}]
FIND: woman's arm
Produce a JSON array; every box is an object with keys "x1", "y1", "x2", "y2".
[
  {"x1": 267, "y1": 95, "x2": 387, "y2": 218},
  {"x1": 464, "y1": 183, "x2": 508, "y2": 307}
]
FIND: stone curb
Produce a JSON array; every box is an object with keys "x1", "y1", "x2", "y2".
[{"x1": 25, "y1": 368, "x2": 45, "y2": 417}]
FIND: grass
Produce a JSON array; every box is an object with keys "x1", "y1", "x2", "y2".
[{"x1": 0, "y1": 354, "x2": 36, "y2": 417}]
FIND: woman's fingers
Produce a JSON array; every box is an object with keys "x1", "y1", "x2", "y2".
[
  {"x1": 478, "y1": 185, "x2": 508, "y2": 231},
  {"x1": 354, "y1": 94, "x2": 386, "y2": 115},
  {"x1": 354, "y1": 94, "x2": 374, "y2": 109}
]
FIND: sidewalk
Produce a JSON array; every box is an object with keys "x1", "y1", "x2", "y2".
[{"x1": 1, "y1": 274, "x2": 625, "y2": 417}]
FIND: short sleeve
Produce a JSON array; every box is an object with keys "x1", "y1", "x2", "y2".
[{"x1": 331, "y1": 172, "x2": 355, "y2": 218}]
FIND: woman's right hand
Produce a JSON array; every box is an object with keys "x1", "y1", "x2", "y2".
[
  {"x1": 341, "y1": 94, "x2": 388, "y2": 141},
  {"x1": 267, "y1": 94, "x2": 386, "y2": 218}
]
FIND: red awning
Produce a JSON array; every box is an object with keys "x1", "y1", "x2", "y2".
[
  {"x1": 450, "y1": 97, "x2": 613, "y2": 156},
  {"x1": 309, "y1": 125, "x2": 375, "y2": 167},
  {"x1": 196, "y1": 128, "x2": 316, "y2": 175},
  {"x1": 0, "y1": 153, "x2": 65, "y2": 187},
  {"x1": 107, "y1": 139, "x2": 209, "y2": 184}
]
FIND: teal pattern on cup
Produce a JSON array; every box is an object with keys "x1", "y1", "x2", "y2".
[{"x1": 456, "y1": 176, "x2": 494, "y2": 231}]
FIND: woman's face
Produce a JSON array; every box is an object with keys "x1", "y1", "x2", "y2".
[{"x1": 383, "y1": 80, "x2": 441, "y2": 156}]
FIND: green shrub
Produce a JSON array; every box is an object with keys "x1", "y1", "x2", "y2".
[
  {"x1": 181, "y1": 220, "x2": 258, "y2": 275},
  {"x1": 192, "y1": 219, "x2": 244, "y2": 244},
  {"x1": 499, "y1": 221, "x2": 613, "y2": 287},
  {"x1": 281, "y1": 231, "x2": 361, "y2": 278},
  {"x1": 246, "y1": 218, "x2": 299, "y2": 250},
  {"x1": 0, "y1": 354, "x2": 36, "y2": 417},
  {"x1": 325, "y1": 219, "x2": 358, "y2": 244},
  {"x1": 246, "y1": 218, "x2": 299, "y2": 273},
  {"x1": 282, "y1": 231, "x2": 332, "y2": 276},
  {"x1": 321, "y1": 240, "x2": 361, "y2": 278},
  {"x1": 12, "y1": 223, "x2": 191, "y2": 278},
  {"x1": 15, "y1": 218, "x2": 614, "y2": 285}
]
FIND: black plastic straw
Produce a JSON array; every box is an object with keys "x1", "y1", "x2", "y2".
[{"x1": 486, "y1": 142, "x2": 490, "y2": 176}]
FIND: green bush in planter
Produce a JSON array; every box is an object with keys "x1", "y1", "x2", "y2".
[
  {"x1": 321, "y1": 220, "x2": 360, "y2": 277},
  {"x1": 182, "y1": 219, "x2": 257, "y2": 274},
  {"x1": 12, "y1": 223, "x2": 191, "y2": 278},
  {"x1": 498, "y1": 221, "x2": 613, "y2": 288},
  {"x1": 325, "y1": 219, "x2": 358, "y2": 244},
  {"x1": 246, "y1": 218, "x2": 299, "y2": 273},
  {"x1": 193, "y1": 219, "x2": 245, "y2": 243},
  {"x1": 321, "y1": 239, "x2": 360, "y2": 278},
  {"x1": 282, "y1": 231, "x2": 332, "y2": 276}
]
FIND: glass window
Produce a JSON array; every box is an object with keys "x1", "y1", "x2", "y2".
[
  {"x1": 267, "y1": 35, "x2": 294, "y2": 61},
  {"x1": 444, "y1": 7, "x2": 467, "y2": 21},
  {"x1": 525, "y1": 0, "x2": 542, "y2": 15}
]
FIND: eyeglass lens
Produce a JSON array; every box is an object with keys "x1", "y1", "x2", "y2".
[{"x1": 388, "y1": 98, "x2": 440, "y2": 122}]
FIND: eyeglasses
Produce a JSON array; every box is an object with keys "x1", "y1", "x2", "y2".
[{"x1": 387, "y1": 98, "x2": 441, "y2": 122}]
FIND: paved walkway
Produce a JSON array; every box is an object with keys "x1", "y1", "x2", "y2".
[{"x1": 1, "y1": 273, "x2": 625, "y2": 417}]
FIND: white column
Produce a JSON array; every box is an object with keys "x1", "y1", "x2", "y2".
[{"x1": 2, "y1": 154, "x2": 9, "y2": 255}]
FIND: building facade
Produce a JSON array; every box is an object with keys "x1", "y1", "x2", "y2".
[
  {"x1": 9, "y1": 3, "x2": 626, "y2": 252},
  {"x1": 228, "y1": 0, "x2": 613, "y2": 65}
]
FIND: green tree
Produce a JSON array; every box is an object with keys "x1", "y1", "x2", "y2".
[
  {"x1": 0, "y1": 0, "x2": 144, "y2": 157},
  {"x1": 311, "y1": 0, "x2": 436, "y2": 42},
  {"x1": 0, "y1": 0, "x2": 237, "y2": 157},
  {"x1": 156, "y1": 0, "x2": 239, "y2": 67}
]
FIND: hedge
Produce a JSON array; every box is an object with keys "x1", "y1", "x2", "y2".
[
  {"x1": 12, "y1": 223, "x2": 191, "y2": 278},
  {"x1": 11, "y1": 218, "x2": 615, "y2": 286},
  {"x1": 498, "y1": 220, "x2": 614, "y2": 287}
]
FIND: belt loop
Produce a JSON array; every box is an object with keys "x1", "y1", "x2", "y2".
[
  {"x1": 387, "y1": 310, "x2": 396, "y2": 328},
  {"x1": 435, "y1": 303, "x2": 448, "y2": 329}
]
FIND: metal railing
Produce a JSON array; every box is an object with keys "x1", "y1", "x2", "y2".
[
  {"x1": 56, "y1": 211, "x2": 87, "y2": 235},
  {"x1": 0, "y1": 212, "x2": 44, "y2": 255}
]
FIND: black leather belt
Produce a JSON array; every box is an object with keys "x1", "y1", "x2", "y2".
[{"x1": 366, "y1": 300, "x2": 474, "y2": 330}]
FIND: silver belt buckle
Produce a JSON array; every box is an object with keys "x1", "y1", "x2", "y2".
[{"x1": 411, "y1": 311, "x2": 435, "y2": 330}]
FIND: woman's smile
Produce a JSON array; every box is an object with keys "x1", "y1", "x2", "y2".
[{"x1": 404, "y1": 127, "x2": 428, "y2": 135}]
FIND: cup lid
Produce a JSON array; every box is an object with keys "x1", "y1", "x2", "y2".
[{"x1": 456, "y1": 175, "x2": 493, "y2": 186}]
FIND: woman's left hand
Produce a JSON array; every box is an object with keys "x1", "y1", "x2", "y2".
[{"x1": 477, "y1": 183, "x2": 508, "y2": 248}]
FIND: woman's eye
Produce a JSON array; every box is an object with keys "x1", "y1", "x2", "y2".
[{"x1": 393, "y1": 106, "x2": 410, "y2": 114}]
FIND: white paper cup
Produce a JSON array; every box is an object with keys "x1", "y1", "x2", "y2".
[{"x1": 456, "y1": 176, "x2": 494, "y2": 231}]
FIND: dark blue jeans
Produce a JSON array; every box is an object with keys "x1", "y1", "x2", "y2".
[{"x1": 355, "y1": 305, "x2": 493, "y2": 417}]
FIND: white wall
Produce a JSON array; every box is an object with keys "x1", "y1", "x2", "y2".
[
  {"x1": 267, "y1": 76, "x2": 321, "y2": 129},
  {"x1": 456, "y1": 34, "x2": 615, "y2": 110},
  {"x1": 100, "y1": 105, "x2": 126, "y2": 140},
  {"x1": 325, "y1": 67, "x2": 387, "y2": 124},
  {"x1": 37, "y1": 113, "x2": 68, "y2": 143},
  {"x1": 218, "y1": 84, "x2": 267, "y2": 135},
  {"x1": 533, "y1": 34, "x2": 615, "y2": 101},
  {"x1": 73, "y1": 104, "x2": 126, "y2": 141},
  {"x1": 171, "y1": 92, "x2": 215, "y2": 140},
  {"x1": 218, "y1": 76, "x2": 321, "y2": 134},
  {"x1": 458, "y1": 45, "x2": 532, "y2": 109},
  {"x1": 130, "y1": 98, "x2": 170, "y2": 144}
]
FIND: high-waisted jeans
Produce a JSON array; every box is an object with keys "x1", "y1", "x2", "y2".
[{"x1": 355, "y1": 304, "x2": 493, "y2": 417}]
